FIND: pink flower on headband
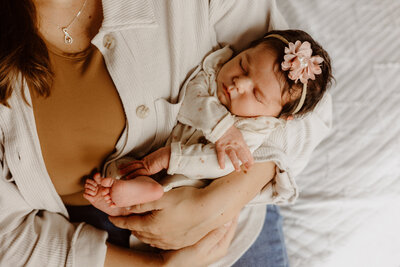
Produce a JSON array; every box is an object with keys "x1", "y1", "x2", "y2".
[{"x1": 281, "y1": 41, "x2": 324, "y2": 84}]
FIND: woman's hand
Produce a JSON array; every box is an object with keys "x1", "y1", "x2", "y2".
[
  {"x1": 104, "y1": 216, "x2": 238, "y2": 267},
  {"x1": 162, "y1": 216, "x2": 238, "y2": 267},
  {"x1": 109, "y1": 161, "x2": 275, "y2": 250},
  {"x1": 110, "y1": 186, "x2": 217, "y2": 249}
]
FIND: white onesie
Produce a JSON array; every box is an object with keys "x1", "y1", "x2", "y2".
[{"x1": 160, "y1": 46, "x2": 283, "y2": 188}]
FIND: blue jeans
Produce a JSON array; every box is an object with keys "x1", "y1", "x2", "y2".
[
  {"x1": 66, "y1": 205, "x2": 131, "y2": 248},
  {"x1": 232, "y1": 205, "x2": 289, "y2": 267}
]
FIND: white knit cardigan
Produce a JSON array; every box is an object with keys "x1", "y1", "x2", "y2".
[{"x1": 0, "y1": 1, "x2": 332, "y2": 266}]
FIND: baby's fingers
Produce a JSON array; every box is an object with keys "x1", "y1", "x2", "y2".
[
  {"x1": 216, "y1": 146, "x2": 226, "y2": 169},
  {"x1": 226, "y1": 148, "x2": 240, "y2": 172},
  {"x1": 237, "y1": 146, "x2": 254, "y2": 170}
]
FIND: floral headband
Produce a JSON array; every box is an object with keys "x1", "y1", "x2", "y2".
[{"x1": 264, "y1": 34, "x2": 324, "y2": 114}]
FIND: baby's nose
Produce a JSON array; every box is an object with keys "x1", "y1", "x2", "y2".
[{"x1": 234, "y1": 76, "x2": 253, "y2": 94}]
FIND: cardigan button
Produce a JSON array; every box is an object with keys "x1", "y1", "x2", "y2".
[
  {"x1": 103, "y1": 34, "x2": 116, "y2": 49},
  {"x1": 136, "y1": 105, "x2": 150, "y2": 119}
]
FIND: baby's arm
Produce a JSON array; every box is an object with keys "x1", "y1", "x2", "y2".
[
  {"x1": 119, "y1": 146, "x2": 171, "y2": 178},
  {"x1": 168, "y1": 117, "x2": 280, "y2": 179}
]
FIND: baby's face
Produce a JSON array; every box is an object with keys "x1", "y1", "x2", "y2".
[{"x1": 216, "y1": 45, "x2": 286, "y2": 117}]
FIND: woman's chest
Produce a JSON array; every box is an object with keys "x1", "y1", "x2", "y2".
[{"x1": 30, "y1": 48, "x2": 125, "y2": 197}]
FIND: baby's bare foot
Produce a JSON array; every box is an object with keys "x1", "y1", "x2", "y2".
[
  {"x1": 84, "y1": 178, "x2": 99, "y2": 197},
  {"x1": 101, "y1": 176, "x2": 164, "y2": 207},
  {"x1": 83, "y1": 174, "x2": 131, "y2": 216}
]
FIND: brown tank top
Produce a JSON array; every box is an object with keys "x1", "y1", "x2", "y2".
[{"x1": 30, "y1": 44, "x2": 125, "y2": 205}]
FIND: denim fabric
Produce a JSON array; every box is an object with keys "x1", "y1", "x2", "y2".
[
  {"x1": 232, "y1": 205, "x2": 289, "y2": 267},
  {"x1": 66, "y1": 205, "x2": 131, "y2": 248}
]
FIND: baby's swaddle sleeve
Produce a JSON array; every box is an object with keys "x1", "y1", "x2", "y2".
[
  {"x1": 177, "y1": 70, "x2": 235, "y2": 143},
  {"x1": 167, "y1": 117, "x2": 280, "y2": 179}
]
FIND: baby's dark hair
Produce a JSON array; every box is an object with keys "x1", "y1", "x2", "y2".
[{"x1": 249, "y1": 29, "x2": 333, "y2": 117}]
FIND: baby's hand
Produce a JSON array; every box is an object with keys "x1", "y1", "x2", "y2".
[
  {"x1": 119, "y1": 146, "x2": 171, "y2": 179},
  {"x1": 215, "y1": 125, "x2": 253, "y2": 171}
]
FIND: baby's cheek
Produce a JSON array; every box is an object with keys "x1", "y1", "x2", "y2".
[{"x1": 217, "y1": 92, "x2": 227, "y2": 106}]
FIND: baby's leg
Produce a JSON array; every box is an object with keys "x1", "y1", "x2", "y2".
[
  {"x1": 83, "y1": 174, "x2": 131, "y2": 216},
  {"x1": 101, "y1": 176, "x2": 164, "y2": 207}
]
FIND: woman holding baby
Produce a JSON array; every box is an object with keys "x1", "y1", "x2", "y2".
[{"x1": 0, "y1": 0, "x2": 332, "y2": 266}]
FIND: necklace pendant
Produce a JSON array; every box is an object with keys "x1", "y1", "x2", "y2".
[{"x1": 62, "y1": 28, "x2": 73, "y2": 44}]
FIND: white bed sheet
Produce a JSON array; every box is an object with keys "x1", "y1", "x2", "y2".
[{"x1": 276, "y1": 1, "x2": 400, "y2": 266}]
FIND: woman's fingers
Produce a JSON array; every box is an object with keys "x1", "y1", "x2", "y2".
[
  {"x1": 131, "y1": 232, "x2": 157, "y2": 246},
  {"x1": 132, "y1": 231, "x2": 180, "y2": 250},
  {"x1": 200, "y1": 216, "x2": 237, "y2": 251},
  {"x1": 160, "y1": 215, "x2": 239, "y2": 267},
  {"x1": 197, "y1": 225, "x2": 228, "y2": 250},
  {"x1": 108, "y1": 200, "x2": 164, "y2": 230},
  {"x1": 188, "y1": 216, "x2": 239, "y2": 264},
  {"x1": 216, "y1": 216, "x2": 239, "y2": 249},
  {"x1": 108, "y1": 214, "x2": 150, "y2": 232},
  {"x1": 125, "y1": 198, "x2": 163, "y2": 213},
  {"x1": 112, "y1": 213, "x2": 184, "y2": 249}
]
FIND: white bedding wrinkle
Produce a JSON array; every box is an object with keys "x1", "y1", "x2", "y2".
[{"x1": 277, "y1": 0, "x2": 400, "y2": 266}]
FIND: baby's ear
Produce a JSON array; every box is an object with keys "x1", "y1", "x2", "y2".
[
  {"x1": 286, "y1": 115, "x2": 294, "y2": 121},
  {"x1": 280, "y1": 114, "x2": 293, "y2": 121}
]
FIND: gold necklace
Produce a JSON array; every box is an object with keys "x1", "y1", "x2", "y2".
[{"x1": 56, "y1": 0, "x2": 89, "y2": 44}]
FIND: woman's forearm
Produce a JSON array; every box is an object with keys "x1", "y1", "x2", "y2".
[
  {"x1": 199, "y1": 161, "x2": 276, "y2": 225},
  {"x1": 107, "y1": 161, "x2": 276, "y2": 250},
  {"x1": 104, "y1": 243, "x2": 163, "y2": 267},
  {"x1": 104, "y1": 220, "x2": 238, "y2": 267}
]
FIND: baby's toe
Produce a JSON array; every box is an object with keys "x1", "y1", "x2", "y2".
[
  {"x1": 85, "y1": 183, "x2": 98, "y2": 193},
  {"x1": 100, "y1": 187, "x2": 110, "y2": 196},
  {"x1": 86, "y1": 179, "x2": 98, "y2": 187},
  {"x1": 100, "y1": 177, "x2": 115, "y2": 188}
]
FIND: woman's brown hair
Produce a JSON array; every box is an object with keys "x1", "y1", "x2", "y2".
[
  {"x1": 249, "y1": 29, "x2": 334, "y2": 117},
  {"x1": 0, "y1": 0, "x2": 52, "y2": 107}
]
